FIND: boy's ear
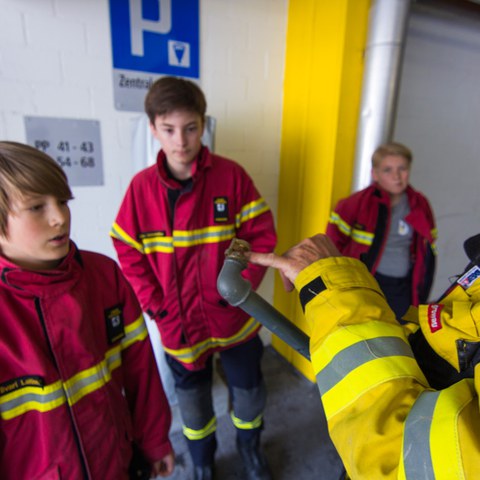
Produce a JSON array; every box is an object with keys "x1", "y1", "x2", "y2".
[
  {"x1": 149, "y1": 121, "x2": 160, "y2": 140},
  {"x1": 371, "y1": 167, "x2": 378, "y2": 182}
]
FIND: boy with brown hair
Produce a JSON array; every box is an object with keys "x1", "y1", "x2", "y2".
[
  {"x1": 326, "y1": 141, "x2": 437, "y2": 320},
  {"x1": 0, "y1": 141, "x2": 174, "y2": 479},
  {"x1": 111, "y1": 76, "x2": 277, "y2": 480}
]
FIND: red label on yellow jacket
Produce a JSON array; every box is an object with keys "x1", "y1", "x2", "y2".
[{"x1": 427, "y1": 304, "x2": 443, "y2": 333}]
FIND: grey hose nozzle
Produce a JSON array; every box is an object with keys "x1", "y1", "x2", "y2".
[{"x1": 217, "y1": 239, "x2": 311, "y2": 360}]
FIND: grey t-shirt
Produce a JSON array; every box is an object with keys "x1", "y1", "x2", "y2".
[{"x1": 376, "y1": 193, "x2": 413, "y2": 278}]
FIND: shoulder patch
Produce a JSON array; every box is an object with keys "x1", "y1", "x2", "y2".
[
  {"x1": 214, "y1": 196, "x2": 229, "y2": 223},
  {"x1": 105, "y1": 305, "x2": 125, "y2": 344},
  {"x1": 457, "y1": 265, "x2": 480, "y2": 289},
  {"x1": 427, "y1": 304, "x2": 444, "y2": 333}
]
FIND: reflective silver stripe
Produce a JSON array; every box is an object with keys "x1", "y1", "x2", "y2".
[
  {"x1": 183, "y1": 416, "x2": 217, "y2": 440},
  {"x1": 174, "y1": 225, "x2": 235, "y2": 242},
  {"x1": 173, "y1": 226, "x2": 235, "y2": 244},
  {"x1": 351, "y1": 229, "x2": 374, "y2": 246},
  {"x1": 329, "y1": 212, "x2": 352, "y2": 236},
  {"x1": 240, "y1": 199, "x2": 268, "y2": 219},
  {"x1": 143, "y1": 237, "x2": 173, "y2": 249},
  {"x1": 1, "y1": 317, "x2": 146, "y2": 419},
  {"x1": 107, "y1": 347, "x2": 122, "y2": 367},
  {"x1": 316, "y1": 336, "x2": 415, "y2": 395},
  {"x1": 59, "y1": 327, "x2": 142, "y2": 406},
  {"x1": 110, "y1": 223, "x2": 144, "y2": 252},
  {"x1": 64, "y1": 361, "x2": 112, "y2": 405},
  {"x1": 0, "y1": 382, "x2": 65, "y2": 417},
  {"x1": 230, "y1": 411, "x2": 263, "y2": 430},
  {"x1": 236, "y1": 199, "x2": 269, "y2": 228},
  {"x1": 163, "y1": 318, "x2": 259, "y2": 363},
  {"x1": 122, "y1": 317, "x2": 148, "y2": 349},
  {"x1": 403, "y1": 390, "x2": 438, "y2": 479}
]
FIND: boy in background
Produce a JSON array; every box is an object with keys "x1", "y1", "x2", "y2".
[
  {"x1": 0, "y1": 141, "x2": 174, "y2": 479},
  {"x1": 326, "y1": 142, "x2": 436, "y2": 320},
  {"x1": 111, "y1": 76, "x2": 277, "y2": 480}
]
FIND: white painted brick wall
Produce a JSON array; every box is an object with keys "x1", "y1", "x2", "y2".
[{"x1": 0, "y1": 0, "x2": 287, "y2": 304}]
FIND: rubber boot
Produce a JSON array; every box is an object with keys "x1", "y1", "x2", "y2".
[
  {"x1": 236, "y1": 436, "x2": 272, "y2": 480},
  {"x1": 193, "y1": 464, "x2": 215, "y2": 480}
]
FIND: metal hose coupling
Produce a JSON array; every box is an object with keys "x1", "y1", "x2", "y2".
[
  {"x1": 217, "y1": 239, "x2": 311, "y2": 360},
  {"x1": 217, "y1": 238, "x2": 253, "y2": 306}
]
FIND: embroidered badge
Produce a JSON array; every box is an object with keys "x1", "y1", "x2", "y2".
[
  {"x1": 214, "y1": 197, "x2": 229, "y2": 223},
  {"x1": 398, "y1": 219, "x2": 410, "y2": 236},
  {"x1": 427, "y1": 304, "x2": 444, "y2": 333},
  {"x1": 0, "y1": 375, "x2": 45, "y2": 396},
  {"x1": 105, "y1": 305, "x2": 125, "y2": 344},
  {"x1": 457, "y1": 265, "x2": 480, "y2": 289}
]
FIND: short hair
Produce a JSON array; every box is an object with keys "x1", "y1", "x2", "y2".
[
  {"x1": 0, "y1": 141, "x2": 73, "y2": 236},
  {"x1": 144, "y1": 76, "x2": 207, "y2": 124},
  {"x1": 372, "y1": 142, "x2": 413, "y2": 168}
]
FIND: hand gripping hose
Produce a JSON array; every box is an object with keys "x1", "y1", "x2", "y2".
[{"x1": 217, "y1": 239, "x2": 311, "y2": 360}]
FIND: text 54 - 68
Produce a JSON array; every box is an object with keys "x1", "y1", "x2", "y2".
[{"x1": 55, "y1": 156, "x2": 96, "y2": 168}]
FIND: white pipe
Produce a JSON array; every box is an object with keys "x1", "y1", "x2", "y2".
[{"x1": 352, "y1": 0, "x2": 412, "y2": 192}]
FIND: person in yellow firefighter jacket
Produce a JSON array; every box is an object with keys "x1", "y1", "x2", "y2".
[{"x1": 247, "y1": 233, "x2": 480, "y2": 480}]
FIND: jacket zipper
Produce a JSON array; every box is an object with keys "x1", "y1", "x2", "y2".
[
  {"x1": 170, "y1": 189, "x2": 189, "y2": 345},
  {"x1": 34, "y1": 297, "x2": 90, "y2": 479}
]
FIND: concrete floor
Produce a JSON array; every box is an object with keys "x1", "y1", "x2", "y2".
[{"x1": 166, "y1": 346, "x2": 345, "y2": 480}]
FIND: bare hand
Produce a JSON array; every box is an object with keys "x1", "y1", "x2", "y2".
[
  {"x1": 151, "y1": 452, "x2": 175, "y2": 477},
  {"x1": 246, "y1": 234, "x2": 341, "y2": 291}
]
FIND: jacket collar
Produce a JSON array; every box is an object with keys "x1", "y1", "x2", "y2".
[
  {"x1": 155, "y1": 145, "x2": 212, "y2": 189},
  {"x1": 372, "y1": 183, "x2": 416, "y2": 206},
  {"x1": 0, "y1": 241, "x2": 82, "y2": 298}
]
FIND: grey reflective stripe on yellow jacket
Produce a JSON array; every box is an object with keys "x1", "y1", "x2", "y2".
[
  {"x1": 316, "y1": 333, "x2": 415, "y2": 395},
  {"x1": 314, "y1": 318, "x2": 471, "y2": 479},
  {"x1": 401, "y1": 379, "x2": 474, "y2": 479},
  {"x1": 313, "y1": 321, "x2": 424, "y2": 421}
]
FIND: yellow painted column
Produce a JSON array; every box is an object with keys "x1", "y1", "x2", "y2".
[{"x1": 272, "y1": 0, "x2": 371, "y2": 380}]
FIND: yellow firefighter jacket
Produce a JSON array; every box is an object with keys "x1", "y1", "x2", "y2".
[{"x1": 295, "y1": 256, "x2": 480, "y2": 480}]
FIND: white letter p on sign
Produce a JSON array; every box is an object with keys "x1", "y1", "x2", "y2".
[{"x1": 129, "y1": 0, "x2": 172, "y2": 57}]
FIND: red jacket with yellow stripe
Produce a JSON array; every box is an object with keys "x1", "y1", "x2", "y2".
[
  {"x1": 326, "y1": 184, "x2": 437, "y2": 305},
  {"x1": 0, "y1": 243, "x2": 172, "y2": 480},
  {"x1": 111, "y1": 146, "x2": 277, "y2": 370}
]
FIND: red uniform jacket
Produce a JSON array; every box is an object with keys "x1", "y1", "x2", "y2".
[
  {"x1": 326, "y1": 184, "x2": 437, "y2": 305},
  {"x1": 0, "y1": 243, "x2": 172, "y2": 479},
  {"x1": 111, "y1": 146, "x2": 277, "y2": 370}
]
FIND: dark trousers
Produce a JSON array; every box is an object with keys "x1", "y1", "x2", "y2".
[
  {"x1": 166, "y1": 335, "x2": 265, "y2": 466},
  {"x1": 374, "y1": 271, "x2": 411, "y2": 322}
]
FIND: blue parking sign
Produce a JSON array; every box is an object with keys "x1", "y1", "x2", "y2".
[{"x1": 109, "y1": 0, "x2": 199, "y2": 78}]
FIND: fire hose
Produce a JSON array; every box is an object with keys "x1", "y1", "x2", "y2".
[{"x1": 216, "y1": 238, "x2": 311, "y2": 360}]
